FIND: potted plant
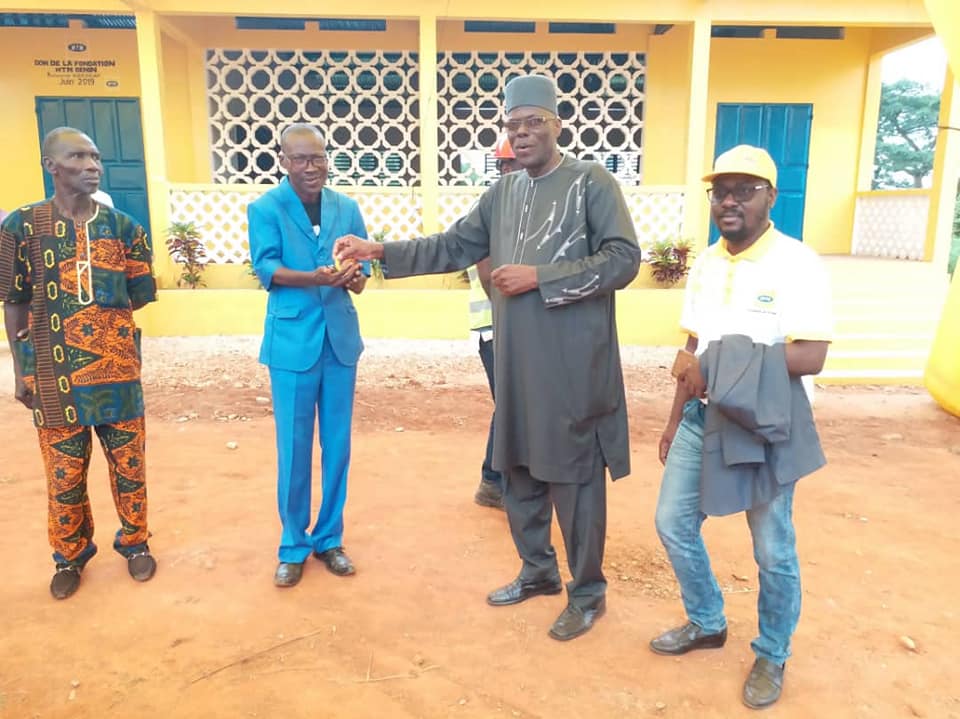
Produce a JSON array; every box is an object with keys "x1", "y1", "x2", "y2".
[
  {"x1": 369, "y1": 229, "x2": 388, "y2": 283},
  {"x1": 242, "y1": 256, "x2": 263, "y2": 289},
  {"x1": 646, "y1": 237, "x2": 694, "y2": 287},
  {"x1": 166, "y1": 221, "x2": 208, "y2": 289}
]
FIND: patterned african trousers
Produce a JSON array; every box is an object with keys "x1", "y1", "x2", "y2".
[{"x1": 38, "y1": 416, "x2": 148, "y2": 566}]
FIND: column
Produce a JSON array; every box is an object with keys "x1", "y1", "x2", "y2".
[
  {"x1": 681, "y1": 17, "x2": 711, "y2": 248},
  {"x1": 418, "y1": 14, "x2": 440, "y2": 235},
  {"x1": 135, "y1": 9, "x2": 175, "y2": 287},
  {"x1": 924, "y1": 69, "x2": 960, "y2": 268}
]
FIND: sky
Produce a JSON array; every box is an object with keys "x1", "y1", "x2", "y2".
[{"x1": 881, "y1": 36, "x2": 948, "y2": 89}]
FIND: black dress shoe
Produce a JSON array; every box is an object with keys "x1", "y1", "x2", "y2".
[
  {"x1": 50, "y1": 564, "x2": 81, "y2": 600},
  {"x1": 274, "y1": 561, "x2": 304, "y2": 587},
  {"x1": 486, "y1": 576, "x2": 563, "y2": 606},
  {"x1": 742, "y1": 657, "x2": 784, "y2": 709},
  {"x1": 127, "y1": 550, "x2": 157, "y2": 582},
  {"x1": 649, "y1": 621, "x2": 727, "y2": 655},
  {"x1": 314, "y1": 547, "x2": 355, "y2": 576},
  {"x1": 474, "y1": 480, "x2": 504, "y2": 509},
  {"x1": 548, "y1": 599, "x2": 606, "y2": 641}
]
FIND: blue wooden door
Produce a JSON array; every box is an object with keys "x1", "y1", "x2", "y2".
[
  {"x1": 711, "y1": 103, "x2": 812, "y2": 244},
  {"x1": 35, "y1": 97, "x2": 151, "y2": 236}
]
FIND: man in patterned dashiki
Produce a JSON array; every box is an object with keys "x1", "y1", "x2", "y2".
[
  {"x1": 334, "y1": 75, "x2": 641, "y2": 641},
  {"x1": 1, "y1": 127, "x2": 158, "y2": 600}
]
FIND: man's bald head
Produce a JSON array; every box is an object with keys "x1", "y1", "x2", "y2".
[
  {"x1": 280, "y1": 124, "x2": 325, "y2": 153},
  {"x1": 40, "y1": 127, "x2": 103, "y2": 198},
  {"x1": 42, "y1": 127, "x2": 94, "y2": 160},
  {"x1": 279, "y1": 124, "x2": 329, "y2": 200}
]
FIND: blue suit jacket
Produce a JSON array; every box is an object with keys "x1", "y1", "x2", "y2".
[{"x1": 247, "y1": 180, "x2": 368, "y2": 371}]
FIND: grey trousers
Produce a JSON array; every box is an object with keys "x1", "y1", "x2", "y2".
[{"x1": 504, "y1": 463, "x2": 607, "y2": 610}]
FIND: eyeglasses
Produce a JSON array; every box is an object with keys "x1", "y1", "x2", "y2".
[
  {"x1": 286, "y1": 154, "x2": 329, "y2": 169},
  {"x1": 503, "y1": 115, "x2": 554, "y2": 133},
  {"x1": 707, "y1": 183, "x2": 770, "y2": 205}
]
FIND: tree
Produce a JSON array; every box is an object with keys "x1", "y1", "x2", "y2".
[{"x1": 872, "y1": 79, "x2": 940, "y2": 189}]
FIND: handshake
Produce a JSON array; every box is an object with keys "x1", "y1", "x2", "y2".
[
  {"x1": 333, "y1": 234, "x2": 383, "y2": 265},
  {"x1": 331, "y1": 234, "x2": 541, "y2": 297},
  {"x1": 306, "y1": 234, "x2": 382, "y2": 292}
]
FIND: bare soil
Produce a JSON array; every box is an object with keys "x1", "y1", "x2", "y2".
[{"x1": 1, "y1": 338, "x2": 958, "y2": 719}]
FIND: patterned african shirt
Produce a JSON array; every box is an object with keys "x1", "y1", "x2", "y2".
[{"x1": 0, "y1": 201, "x2": 157, "y2": 428}]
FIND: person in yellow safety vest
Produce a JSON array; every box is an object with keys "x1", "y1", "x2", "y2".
[{"x1": 470, "y1": 134, "x2": 521, "y2": 509}]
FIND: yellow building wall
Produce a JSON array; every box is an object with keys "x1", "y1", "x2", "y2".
[
  {"x1": 135, "y1": 287, "x2": 686, "y2": 345},
  {"x1": 163, "y1": 18, "x2": 654, "y2": 186},
  {"x1": 437, "y1": 20, "x2": 651, "y2": 51},
  {"x1": 0, "y1": 20, "x2": 888, "y2": 262},
  {"x1": 645, "y1": 25, "x2": 693, "y2": 186},
  {"x1": 706, "y1": 30, "x2": 872, "y2": 254},
  {"x1": 645, "y1": 27, "x2": 877, "y2": 255},
  {"x1": 160, "y1": 20, "x2": 658, "y2": 290},
  {"x1": 0, "y1": 25, "x2": 141, "y2": 210},
  {"x1": 160, "y1": 33, "x2": 207, "y2": 183}
]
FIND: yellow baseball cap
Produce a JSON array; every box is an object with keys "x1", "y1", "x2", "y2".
[{"x1": 702, "y1": 144, "x2": 778, "y2": 188}]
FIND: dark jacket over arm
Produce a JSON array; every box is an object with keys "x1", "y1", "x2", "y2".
[{"x1": 699, "y1": 334, "x2": 826, "y2": 515}]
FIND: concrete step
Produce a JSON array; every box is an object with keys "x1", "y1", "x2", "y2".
[
  {"x1": 817, "y1": 367, "x2": 924, "y2": 384},
  {"x1": 830, "y1": 334, "x2": 934, "y2": 351}
]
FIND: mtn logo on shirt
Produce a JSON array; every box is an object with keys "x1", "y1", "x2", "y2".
[{"x1": 748, "y1": 291, "x2": 778, "y2": 314}]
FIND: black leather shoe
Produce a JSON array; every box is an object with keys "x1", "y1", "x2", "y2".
[
  {"x1": 649, "y1": 622, "x2": 727, "y2": 655},
  {"x1": 314, "y1": 547, "x2": 355, "y2": 576},
  {"x1": 474, "y1": 480, "x2": 504, "y2": 509},
  {"x1": 487, "y1": 576, "x2": 563, "y2": 606},
  {"x1": 742, "y1": 658, "x2": 784, "y2": 709},
  {"x1": 548, "y1": 599, "x2": 606, "y2": 641},
  {"x1": 127, "y1": 550, "x2": 157, "y2": 582},
  {"x1": 50, "y1": 564, "x2": 81, "y2": 600},
  {"x1": 274, "y1": 561, "x2": 304, "y2": 587}
]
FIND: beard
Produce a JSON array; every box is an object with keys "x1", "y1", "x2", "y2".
[{"x1": 719, "y1": 225, "x2": 749, "y2": 244}]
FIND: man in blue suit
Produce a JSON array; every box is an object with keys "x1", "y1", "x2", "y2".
[{"x1": 248, "y1": 123, "x2": 369, "y2": 587}]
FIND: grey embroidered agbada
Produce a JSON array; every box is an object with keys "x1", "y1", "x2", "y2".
[{"x1": 383, "y1": 155, "x2": 641, "y2": 484}]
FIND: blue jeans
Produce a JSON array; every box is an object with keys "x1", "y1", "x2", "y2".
[
  {"x1": 478, "y1": 336, "x2": 503, "y2": 490},
  {"x1": 655, "y1": 400, "x2": 801, "y2": 665}
]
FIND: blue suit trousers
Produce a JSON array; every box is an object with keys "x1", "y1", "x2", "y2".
[{"x1": 270, "y1": 336, "x2": 357, "y2": 563}]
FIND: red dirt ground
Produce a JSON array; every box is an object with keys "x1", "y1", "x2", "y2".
[{"x1": 1, "y1": 341, "x2": 958, "y2": 719}]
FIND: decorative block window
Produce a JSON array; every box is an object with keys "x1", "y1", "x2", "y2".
[
  {"x1": 437, "y1": 51, "x2": 646, "y2": 186},
  {"x1": 206, "y1": 48, "x2": 421, "y2": 186}
]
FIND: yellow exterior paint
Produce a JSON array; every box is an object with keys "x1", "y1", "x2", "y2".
[
  {"x1": 160, "y1": 16, "x2": 421, "y2": 51},
  {"x1": 856, "y1": 52, "x2": 883, "y2": 192},
  {"x1": 868, "y1": 27, "x2": 935, "y2": 55},
  {"x1": 682, "y1": 19, "x2": 711, "y2": 247},
  {"x1": 1, "y1": 0, "x2": 956, "y2": 389},
  {"x1": 104, "y1": 0, "x2": 930, "y2": 25},
  {"x1": 134, "y1": 287, "x2": 686, "y2": 345},
  {"x1": 923, "y1": 0, "x2": 960, "y2": 70},
  {"x1": 419, "y1": 15, "x2": 440, "y2": 232},
  {"x1": 0, "y1": 25, "x2": 141, "y2": 209},
  {"x1": 0, "y1": 15, "x2": 937, "y2": 262},
  {"x1": 645, "y1": 25, "x2": 934, "y2": 255},
  {"x1": 645, "y1": 25, "x2": 692, "y2": 186},
  {"x1": 136, "y1": 10, "x2": 177, "y2": 286},
  {"x1": 159, "y1": 32, "x2": 207, "y2": 183},
  {"x1": 705, "y1": 30, "x2": 873, "y2": 254},
  {"x1": 923, "y1": 0, "x2": 960, "y2": 417},
  {"x1": 437, "y1": 19, "x2": 652, "y2": 51}
]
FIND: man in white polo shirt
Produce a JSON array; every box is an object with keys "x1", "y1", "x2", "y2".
[{"x1": 649, "y1": 145, "x2": 832, "y2": 709}]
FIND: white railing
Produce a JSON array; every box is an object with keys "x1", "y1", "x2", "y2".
[
  {"x1": 436, "y1": 185, "x2": 686, "y2": 247},
  {"x1": 852, "y1": 190, "x2": 930, "y2": 261},
  {"x1": 168, "y1": 183, "x2": 686, "y2": 265},
  {"x1": 168, "y1": 184, "x2": 424, "y2": 264}
]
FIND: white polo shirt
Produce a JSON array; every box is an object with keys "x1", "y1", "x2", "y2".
[{"x1": 680, "y1": 223, "x2": 833, "y2": 390}]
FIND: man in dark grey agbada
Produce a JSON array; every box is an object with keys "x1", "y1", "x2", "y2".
[{"x1": 335, "y1": 74, "x2": 641, "y2": 641}]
